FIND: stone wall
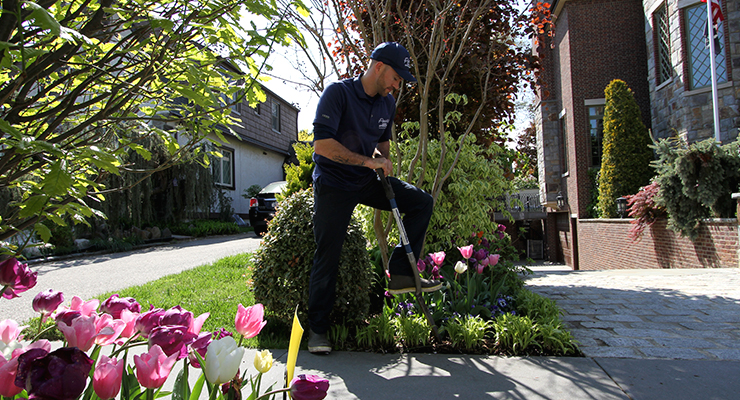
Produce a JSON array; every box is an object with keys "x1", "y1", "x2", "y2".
[
  {"x1": 645, "y1": 0, "x2": 740, "y2": 142},
  {"x1": 577, "y1": 218, "x2": 738, "y2": 269}
]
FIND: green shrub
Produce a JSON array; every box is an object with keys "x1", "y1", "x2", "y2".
[
  {"x1": 252, "y1": 188, "x2": 374, "y2": 327},
  {"x1": 167, "y1": 220, "x2": 240, "y2": 237},
  {"x1": 597, "y1": 79, "x2": 654, "y2": 218},
  {"x1": 653, "y1": 137, "x2": 740, "y2": 239},
  {"x1": 283, "y1": 142, "x2": 315, "y2": 200},
  {"x1": 537, "y1": 322, "x2": 579, "y2": 355},
  {"x1": 357, "y1": 132, "x2": 514, "y2": 253}
]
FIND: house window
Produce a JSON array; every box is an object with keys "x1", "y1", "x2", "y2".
[
  {"x1": 271, "y1": 102, "x2": 281, "y2": 132},
  {"x1": 654, "y1": 3, "x2": 672, "y2": 85},
  {"x1": 212, "y1": 148, "x2": 234, "y2": 188},
  {"x1": 684, "y1": 2, "x2": 727, "y2": 90},
  {"x1": 588, "y1": 105, "x2": 605, "y2": 168},
  {"x1": 254, "y1": 103, "x2": 261, "y2": 115},
  {"x1": 559, "y1": 110, "x2": 568, "y2": 175}
]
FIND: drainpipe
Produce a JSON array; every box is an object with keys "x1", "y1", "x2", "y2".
[{"x1": 733, "y1": 193, "x2": 740, "y2": 268}]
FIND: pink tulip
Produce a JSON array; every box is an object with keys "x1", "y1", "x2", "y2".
[
  {"x1": 430, "y1": 251, "x2": 445, "y2": 266},
  {"x1": 33, "y1": 289, "x2": 64, "y2": 323},
  {"x1": 117, "y1": 309, "x2": 140, "y2": 340},
  {"x1": 188, "y1": 312, "x2": 209, "y2": 335},
  {"x1": 133, "y1": 345, "x2": 178, "y2": 389},
  {"x1": 0, "y1": 258, "x2": 37, "y2": 299},
  {"x1": 94, "y1": 314, "x2": 125, "y2": 346},
  {"x1": 0, "y1": 320, "x2": 23, "y2": 344},
  {"x1": 476, "y1": 262, "x2": 485, "y2": 274},
  {"x1": 57, "y1": 314, "x2": 100, "y2": 352},
  {"x1": 68, "y1": 296, "x2": 100, "y2": 316},
  {"x1": 93, "y1": 355, "x2": 124, "y2": 400},
  {"x1": 488, "y1": 254, "x2": 500, "y2": 266},
  {"x1": 235, "y1": 304, "x2": 266, "y2": 339},
  {"x1": 0, "y1": 356, "x2": 21, "y2": 397},
  {"x1": 458, "y1": 245, "x2": 474, "y2": 260}
]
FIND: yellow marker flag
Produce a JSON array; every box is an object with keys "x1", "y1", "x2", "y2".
[{"x1": 285, "y1": 305, "x2": 303, "y2": 390}]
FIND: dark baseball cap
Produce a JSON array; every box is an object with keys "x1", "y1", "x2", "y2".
[{"x1": 370, "y1": 42, "x2": 417, "y2": 83}]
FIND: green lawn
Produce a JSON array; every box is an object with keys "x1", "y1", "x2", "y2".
[{"x1": 99, "y1": 252, "x2": 290, "y2": 348}]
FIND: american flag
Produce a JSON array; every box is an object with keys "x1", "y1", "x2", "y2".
[{"x1": 701, "y1": 0, "x2": 724, "y2": 24}]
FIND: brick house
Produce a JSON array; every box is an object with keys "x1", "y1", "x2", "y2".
[
  {"x1": 207, "y1": 83, "x2": 299, "y2": 217},
  {"x1": 534, "y1": 0, "x2": 739, "y2": 268}
]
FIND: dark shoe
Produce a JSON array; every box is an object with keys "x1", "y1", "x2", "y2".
[
  {"x1": 388, "y1": 274, "x2": 442, "y2": 295},
  {"x1": 308, "y1": 329, "x2": 332, "y2": 354}
]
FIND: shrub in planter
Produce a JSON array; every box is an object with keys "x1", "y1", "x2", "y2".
[{"x1": 252, "y1": 188, "x2": 374, "y2": 327}]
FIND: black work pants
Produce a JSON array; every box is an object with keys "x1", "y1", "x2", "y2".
[{"x1": 308, "y1": 176, "x2": 433, "y2": 334}]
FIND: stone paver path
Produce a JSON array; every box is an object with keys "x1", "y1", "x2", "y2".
[{"x1": 524, "y1": 267, "x2": 740, "y2": 361}]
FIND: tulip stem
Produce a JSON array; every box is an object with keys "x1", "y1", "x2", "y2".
[
  {"x1": 31, "y1": 323, "x2": 58, "y2": 342},
  {"x1": 254, "y1": 388, "x2": 289, "y2": 400},
  {"x1": 110, "y1": 340, "x2": 148, "y2": 357}
]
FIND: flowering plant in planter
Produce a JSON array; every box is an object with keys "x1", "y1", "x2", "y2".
[{"x1": 0, "y1": 257, "x2": 329, "y2": 400}]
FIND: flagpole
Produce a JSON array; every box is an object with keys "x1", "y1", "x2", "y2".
[{"x1": 707, "y1": 0, "x2": 721, "y2": 142}]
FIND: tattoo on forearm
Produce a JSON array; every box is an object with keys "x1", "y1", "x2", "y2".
[{"x1": 332, "y1": 155, "x2": 364, "y2": 166}]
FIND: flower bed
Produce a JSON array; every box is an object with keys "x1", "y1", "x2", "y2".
[{"x1": 0, "y1": 257, "x2": 329, "y2": 400}]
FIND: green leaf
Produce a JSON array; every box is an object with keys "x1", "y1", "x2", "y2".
[
  {"x1": 189, "y1": 373, "x2": 206, "y2": 400},
  {"x1": 128, "y1": 143, "x2": 152, "y2": 161},
  {"x1": 0, "y1": 118, "x2": 23, "y2": 140},
  {"x1": 18, "y1": 195, "x2": 48, "y2": 219},
  {"x1": 34, "y1": 223, "x2": 51, "y2": 242},
  {"x1": 25, "y1": 1, "x2": 62, "y2": 36},
  {"x1": 41, "y1": 162, "x2": 73, "y2": 197},
  {"x1": 173, "y1": 364, "x2": 190, "y2": 400}
]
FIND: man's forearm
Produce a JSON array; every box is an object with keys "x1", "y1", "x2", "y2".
[{"x1": 314, "y1": 138, "x2": 392, "y2": 175}]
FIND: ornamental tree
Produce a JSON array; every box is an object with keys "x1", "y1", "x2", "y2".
[
  {"x1": 597, "y1": 79, "x2": 654, "y2": 218},
  {"x1": 0, "y1": 0, "x2": 306, "y2": 251}
]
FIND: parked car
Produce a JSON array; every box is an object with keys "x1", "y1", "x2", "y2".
[{"x1": 249, "y1": 181, "x2": 287, "y2": 236}]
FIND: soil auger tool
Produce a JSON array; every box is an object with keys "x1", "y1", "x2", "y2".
[{"x1": 376, "y1": 169, "x2": 441, "y2": 342}]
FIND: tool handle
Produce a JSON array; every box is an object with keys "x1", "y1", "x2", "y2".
[{"x1": 376, "y1": 169, "x2": 395, "y2": 200}]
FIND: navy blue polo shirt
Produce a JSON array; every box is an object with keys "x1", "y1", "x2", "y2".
[{"x1": 312, "y1": 75, "x2": 396, "y2": 190}]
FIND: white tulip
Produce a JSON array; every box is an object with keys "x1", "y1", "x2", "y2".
[
  {"x1": 454, "y1": 261, "x2": 467, "y2": 274},
  {"x1": 205, "y1": 336, "x2": 245, "y2": 385}
]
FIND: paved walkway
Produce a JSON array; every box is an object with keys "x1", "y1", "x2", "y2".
[
  {"x1": 524, "y1": 266, "x2": 740, "y2": 361},
  {"x1": 8, "y1": 240, "x2": 740, "y2": 398}
]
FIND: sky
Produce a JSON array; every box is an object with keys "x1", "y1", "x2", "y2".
[{"x1": 256, "y1": 0, "x2": 535, "y2": 138}]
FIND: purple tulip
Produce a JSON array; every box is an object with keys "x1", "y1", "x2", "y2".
[
  {"x1": 0, "y1": 258, "x2": 37, "y2": 299},
  {"x1": 214, "y1": 328, "x2": 233, "y2": 339},
  {"x1": 100, "y1": 294, "x2": 141, "y2": 319},
  {"x1": 148, "y1": 325, "x2": 197, "y2": 360},
  {"x1": 15, "y1": 347, "x2": 93, "y2": 400},
  {"x1": 32, "y1": 289, "x2": 64, "y2": 322},
  {"x1": 290, "y1": 374, "x2": 330, "y2": 400},
  {"x1": 54, "y1": 310, "x2": 81, "y2": 327},
  {"x1": 498, "y1": 224, "x2": 506, "y2": 232},
  {"x1": 473, "y1": 248, "x2": 487, "y2": 261},
  {"x1": 135, "y1": 306, "x2": 165, "y2": 338},
  {"x1": 188, "y1": 331, "x2": 212, "y2": 368},
  {"x1": 416, "y1": 259, "x2": 426, "y2": 273},
  {"x1": 160, "y1": 306, "x2": 193, "y2": 328},
  {"x1": 431, "y1": 265, "x2": 442, "y2": 280}
]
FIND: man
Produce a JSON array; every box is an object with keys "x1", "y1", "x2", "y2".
[{"x1": 307, "y1": 42, "x2": 442, "y2": 354}]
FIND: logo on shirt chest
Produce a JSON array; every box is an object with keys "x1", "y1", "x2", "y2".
[{"x1": 378, "y1": 118, "x2": 389, "y2": 130}]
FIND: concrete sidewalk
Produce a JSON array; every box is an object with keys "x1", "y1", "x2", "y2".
[{"x1": 162, "y1": 348, "x2": 740, "y2": 400}]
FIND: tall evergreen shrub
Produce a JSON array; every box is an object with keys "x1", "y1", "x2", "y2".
[{"x1": 597, "y1": 80, "x2": 654, "y2": 218}]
